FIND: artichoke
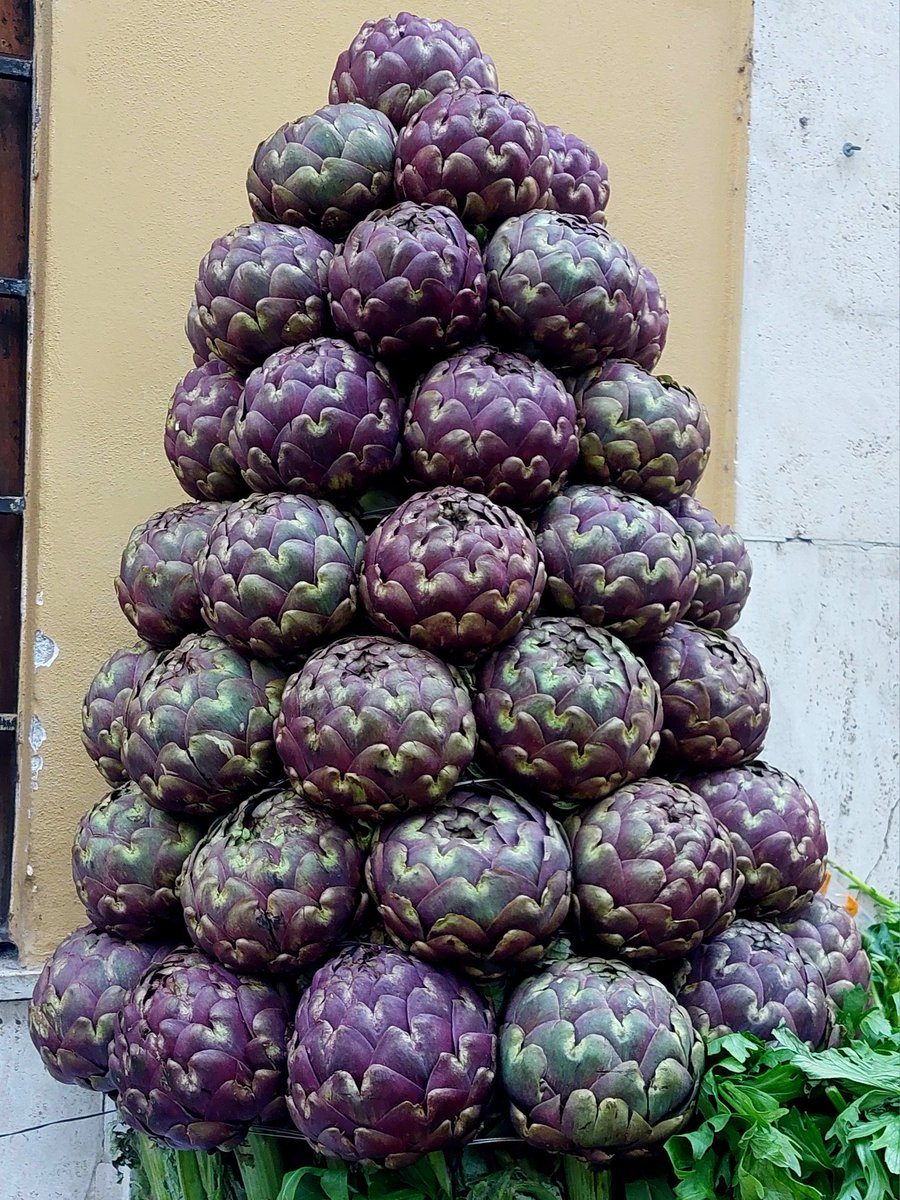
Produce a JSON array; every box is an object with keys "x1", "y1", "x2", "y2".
[
  {"x1": 72, "y1": 783, "x2": 204, "y2": 939},
  {"x1": 115, "y1": 501, "x2": 225, "y2": 647},
  {"x1": 190, "y1": 223, "x2": 333, "y2": 374},
  {"x1": 537, "y1": 485, "x2": 699, "y2": 642},
  {"x1": 366, "y1": 786, "x2": 572, "y2": 979},
  {"x1": 286, "y1": 944, "x2": 496, "y2": 1165},
  {"x1": 28, "y1": 926, "x2": 168, "y2": 1092},
  {"x1": 543, "y1": 124, "x2": 610, "y2": 225},
  {"x1": 673, "y1": 918, "x2": 832, "y2": 1047},
  {"x1": 110, "y1": 948, "x2": 290, "y2": 1150},
  {"x1": 194, "y1": 492, "x2": 365, "y2": 662},
  {"x1": 327, "y1": 201, "x2": 486, "y2": 361},
  {"x1": 329, "y1": 12, "x2": 498, "y2": 129},
  {"x1": 571, "y1": 360, "x2": 711, "y2": 504},
  {"x1": 501, "y1": 956, "x2": 703, "y2": 1163},
  {"x1": 164, "y1": 360, "x2": 247, "y2": 502},
  {"x1": 484, "y1": 210, "x2": 668, "y2": 370},
  {"x1": 81, "y1": 641, "x2": 162, "y2": 785},
  {"x1": 403, "y1": 344, "x2": 579, "y2": 509},
  {"x1": 179, "y1": 786, "x2": 365, "y2": 975},
  {"x1": 669, "y1": 496, "x2": 752, "y2": 630},
  {"x1": 394, "y1": 87, "x2": 551, "y2": 226},
  {"x1": 275, "y1": 635, "x2": 476, "y2": 823},
  {"x1": 122, "y1": 632, "x2": 284, "y2": 818},
  {"x1": 229, "y1": 338, "x2": 401, "y2": 497},
  {"x1": 473, "y1": 616, "x2": 662, "y2": 808},
  {"x1": 643, "y1": 623, "x2": 771, "y2": 768},
  {"x1": 780, "y1": 894, "x2": 872, "y2": 1006},
  {"x1": 689, "y1": 762, "x2": 828, "y2": 918},
  {"x1": 360, "y1": 486, "x2": 545, "y2": 662},
  {"x1": 568, "y1": 777, "x2": 741, "y2": 960},
  {"x1": 248, "y1": 103, "x2": 397, "y2": 237}
]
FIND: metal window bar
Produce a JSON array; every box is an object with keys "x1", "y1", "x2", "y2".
[{"x1": 0, "y1": 0, "x2": 34, "y2": 947}]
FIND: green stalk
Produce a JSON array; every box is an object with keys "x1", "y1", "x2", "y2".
[
  {"x1": 562, "y1": 1157, "x2": 612, "y2": 1200},
  {"x1": 136, "y1": 1135, "x2": 177, "y2": 1200},
  {"x1": 234, "y1": 1132, "x2": 284, "y2": 1200},
  {"x1": 196, "y1": 1149, "x2": 233, "y2": 1197},
  {"x1": 175, "y1": 1149, "x2": 210, "y2": 1200},
  {"x1": 829, "y1": 862, "x2": 899, "y2": 911}
]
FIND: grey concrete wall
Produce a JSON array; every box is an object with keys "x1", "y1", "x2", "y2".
[{"x1": 735, "y1": 0, "x2": 900, "y2": 895}]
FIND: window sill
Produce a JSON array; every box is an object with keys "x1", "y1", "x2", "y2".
[{"x1": 0, "y1": 962, "x2": 39, "y2": 1001}]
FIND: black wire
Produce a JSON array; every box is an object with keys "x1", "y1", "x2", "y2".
[{"x1": 0, "y1": 1109, "x2": 106, "y2": 1140}]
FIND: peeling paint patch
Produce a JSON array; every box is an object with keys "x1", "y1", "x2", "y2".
[
  {"x1": 35, "y1": 591, "x2": 44, "y2": 606},
  {"x1": 30, "y1": 716, "x2": 46, "y2": 791},
  {"x1": 33, "y1": 630, "x2": 59, "y2": 668}
]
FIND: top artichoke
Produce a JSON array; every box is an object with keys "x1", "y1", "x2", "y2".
[
  {"x1": 248, "y1": 103, "x2": 397, "y2": 237},
  {"x1": 484, "y1": 210, "x2": 668, "y2": 370},
  {"x1": 327, "y1": 201, "x2": 487, "y2": 361},
  {"x1": 571, "y1": 360, "x2": 711, "y2": 505},
  {"x1": 359, "y1": 485, "x2": 546, "y2": 662},
  {"x1": 669, "y1": 496, "x2": 752, "y2": 630},
  {"x1": 189, "y1": 223, "x2": 333, "y2": 374},
  {"x1": 164, "y1": 360, "x2": 248, "y2": 502},
  {"x1": 115, "y1": 501, "x2": 225, "y2": 647},
  {"x1": 394, "y1": 86, "x2": 551, "y2": 227},
  {"x1": 286, "y1": 943, "x2": 496, "y2": 1166},
  {"x1": 403, "y1": 344, "x2": 579, "y2": 509},
  {"x1": 501, "y1": 956, "x2": 703, "y2": 1163},
  {"x1": 544, "y1": 124, "x2": 610, "y2": 225},
  {"x1": 329, "y1": 12, "x2": 499, "y2": 129}
]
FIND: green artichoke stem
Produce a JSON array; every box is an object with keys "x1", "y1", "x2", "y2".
[
  {"x1": 174, "y1": 1149, "x2": 210, "y2": 1200},
  {"x1": 135, "y1": 1135, "x2": 177, "y2": 1200},
  {"x1": 234, "y1": 1131, "x2": 284, "y2": 1200},
  {"x1": 829, "y1": 861, "x2": 899, "y2": 912},
  {"x1": 196, "y1": 1149, "x2": 231, "y2": 1197},
  {"x1": 562, "y1": 1157, "x2": 612, "y2": 1200}
]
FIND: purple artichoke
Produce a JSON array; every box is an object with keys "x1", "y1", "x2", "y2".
[
  {"x1": 403, "y1": 345, "x2": 579, "y2": 509},
  {"x1": 122, "y1": 632, "x2": 284, "y2": 818},
  {"x1": 190, "y1": 223, "x2": 333, "y2": 374},
  {"x1": 543, "y1": 124, "x2": 610, "y2": 225},
  {"x1": 780, "y1": 894, "x2": 872, "y2": 1006},
  {"x1": 81, "y1": 642, "x2": 163, "y2": 785},
  {"x1": 501, "y1": 957, "x2": 703, "y2": 1163},
  {"x1": 72, "y1": 783, "x2": 204, "y2": 939},
  {"x1": 28, "y1": 926, "x2": 169, "y2": 1091},
  {"x1": 669, "y1": 496, "x2": 752, "y2": 630},
  {"x1": 473, "y1": 616, "x2": 662, "y2": 808},
  {"x1": 327, "y1": 201, "x2": 486, "y2": 361},
  {"x1": 484, "y1": 210, "x2": 668, "y2": 370},
  {"x1": 367, "y1": 787, "x2": 572, "y2": 979},
  {"x1": 642, "y1": 623, "x2": 771, "y2": 768},
  {"x1": 673, "y1": 918, "x2": 832, "y2": 1047},
  {"x1": 329, "y1": 13, "x2": 499, "y2": 130},
  {"x1": 537, "y1": 485, "x2": 699, "y2": 642},
  {"x1": 115, "y1": 502, "x2": 225, "y2": 647},
  {"x1": 689, "y1": 762, "x2": 828, "y2": 918},
  {"x1": 395, "y1": 87, "x2": 551, "y2": 226},
  {"x1": 275, "y1": 635, "x2": 476, "y2": 823},
  {"x1": 569, "y1": 778, "x2": 741, "y2": 961},
  {"x1": 229, "y1": 338, "x2": 401, "y2": 497},
  {"x1": 248, "y1": 103, "x2": 397, "y2": 237},
  {"x1": 194, "y1": 492, "x2": 365, "y2": 662},
  {"x1": 360, "y1": 486, "x2": 545, "y2": 662},
  {"x1": 179, "y1": 786, "x2": 365, "y2": 975},
  {"x1": 286, "y1": 944, "x2": 496, "y2": 1165},
  {"x1": 110, "y1": 948, "x2": 290, "y2": 1150},
  {"x1": 164, "y1": 360, "x2": 247, "y2": 503},
  {"x1": 572, "y1": 360, "x2": 711, "y2": 504}
]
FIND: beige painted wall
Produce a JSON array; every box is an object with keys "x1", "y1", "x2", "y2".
[{"x1": 14, "y1": 0, "x2": 752, "y2": 961}]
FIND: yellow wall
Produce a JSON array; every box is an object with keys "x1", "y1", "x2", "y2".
[{"x1": 14, "y1": 0, "x2": 752, "y2": 962}]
